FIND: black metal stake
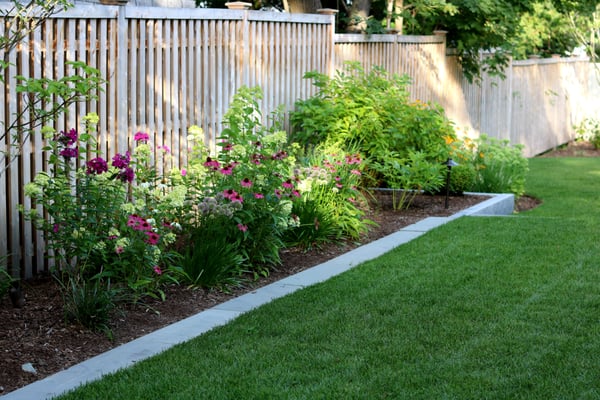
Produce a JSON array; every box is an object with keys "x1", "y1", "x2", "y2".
[{"x1": 444, "y1": 158, "x2": 458, "y2": 209}]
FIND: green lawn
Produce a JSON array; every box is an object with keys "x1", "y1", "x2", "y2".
[{"x1": 55, "y1": 157, "x2": 600, "y2": 400}]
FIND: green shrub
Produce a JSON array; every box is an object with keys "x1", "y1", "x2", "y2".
[
  {"x1": 469, "y1": 135, "x2": 529, "y2": 196},
  {"x1": 177, "y1": 87, "x2": 297, "y2": 277},
  {"x1": 291, "y1": 62, "x2": 456, "y2": 189},
  {"x1": 369, "y1": 150, "x2": 445, "y2": 209},
  {"x1": 448, "y1": 163, "x2": 477, "y2": 194},
  {"x1": 574, "y1": 118, "x2": 600, "y2": 149}
]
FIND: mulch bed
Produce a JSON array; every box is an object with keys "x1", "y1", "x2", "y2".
[{"x1": 1, "y1": 192, "x2": 532, "y2": 395}]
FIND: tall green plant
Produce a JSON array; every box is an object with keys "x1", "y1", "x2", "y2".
[
  {"x1": 469, "y1": 135, "x2": 529, "y2": 197},
  {"x1": 175, "y1": 87, "x2": 298, "y2": 277},
  {"x1": 291, "y1": 63, "x2": 456, "y2": 189}
]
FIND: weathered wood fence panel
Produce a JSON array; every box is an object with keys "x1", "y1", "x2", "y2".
[
  {"x1": 2, "y1": 2, "x2": 599, "y2": 278},
  {"x1": 0, "y1": 4, "x2": 334, "y2": 278},
  {"x1": 334, "y1": 34, "x2": 600, "y2": 157}
]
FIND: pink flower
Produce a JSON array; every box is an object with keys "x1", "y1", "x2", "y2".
[
  {"x1": 158, "y1": 145, "x2": 171, "y2": 154},
  {"x1": 350, "y1": 169, "x2": 361, "y2": 175},
  {"x1": 134, "y1": 132, "x2": 150, "y2": 142},
  {"x1": 254, "y1": 193, "x2": 264, "y2": 199},
  {"x1": 237, "y1": 223, "x2": 248, "y2": 232},
  {"x1": 115, "y1": 246, "x2": 124, "y2": 254},
  {"x1": 334, "y1": 176, "x2": 341, "y2": 182},
  {"x1": 345, "y1": 154, "x2": 362, "y2": 165},
  {"x1": 241, "y1": 178, "x2": 253, "y2": 188},
  {"x1": 282, "y1": 180, "x2": 294, "y2": 189},
  {"x1": 272, "y1": 151, "x2": 288, "y2": 160},
  {"x1": 203, "y1": 157, "x2": 220, "y2": 170},
  {"x1": 219, "y1": 164, "x2": 234, "y2": 175},
  {"x1": 153, "y1": 265, "x2": 163, "y2": 275},
  {"x1": 53, "y1": 224, "x2": 60, "y2": 233},
  {"x1": 274, "y1": 189, "x2": 282, "y2": 199},
  {"x1": 223, "y1": 189, "x2": 238, "y2": 199},
  {"x1": 336, "y1": 183, "x2": 343, "y2": 189},
  {"x1": 127, "y1": 215, "x2": 152, "y2": 231},
  {"x1": 222, "y1": 143, "x2": 233, "y2": 151},
  {"x1": 251, "y1": 154, "x2": 262, "y2": 165},
  {"x1": 230, "y1": 193, "x2": 244, "y2": 203},
  {"x1": 291, "y1": 190, "x2": 301, "y2": 198},
  {"x1": 145, "y1": 231, "x2": 160, "y2": 245},
  {"x1": 181, "y1": 168, "x2": 187, "y2": 176}
]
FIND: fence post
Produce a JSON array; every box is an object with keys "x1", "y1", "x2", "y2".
[
  {"x1": 317, "y1": 8, "x2": 337, "y2": 78},
  {"x1": 116, "y1": 5, "x2": 129, "y2": 154}
]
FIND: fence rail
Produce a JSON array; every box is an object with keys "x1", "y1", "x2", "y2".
[{"x1": 1, "y1": 2, "x2": 599, "y2": 278}]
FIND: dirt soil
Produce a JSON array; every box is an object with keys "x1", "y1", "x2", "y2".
[{"x1": 0, "y1": 163, "x2": 568, "y2": 395}]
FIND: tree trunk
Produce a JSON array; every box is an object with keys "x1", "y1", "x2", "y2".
[
  {"x1": 284, "y1": 0, "x2": 323, "y2": 13},
  {"x1": 346, "y1": 0, "x2": 371, "y2": 32}
]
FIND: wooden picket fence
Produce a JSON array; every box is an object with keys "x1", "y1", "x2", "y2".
[
  {"x1": 1, "y1": 4, "x2": 336, "y2": 278},
  {"x1": 1, "y1": 2, "x2": 599, "y2": 278}
]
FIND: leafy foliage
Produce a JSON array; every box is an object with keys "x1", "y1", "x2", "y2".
[
  {"x1": 291, "y1": 63, "x2": 456, "y2": 195},
  {"x1": 468, "y1": 135, "x2": 529, "y2": 196},
  {"x1": 574, "y1": 118, "x2": 600, "y2": 149}
]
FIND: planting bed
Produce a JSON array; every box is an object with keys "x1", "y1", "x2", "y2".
[{"x1": 0, "y1": 192, "x2": 538, "y2": 395}]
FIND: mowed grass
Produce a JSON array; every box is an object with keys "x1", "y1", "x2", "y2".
[{"x1": 55, "y1": 158, "x2": 600, "y2": 400}]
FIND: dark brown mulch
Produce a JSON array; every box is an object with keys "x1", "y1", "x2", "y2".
[
  {"x1": 538, "y1": 140, "x2": 600, "y2": 158},
  {"x1": 0, "y1": 192, "x2": 533, "y2": 395}
]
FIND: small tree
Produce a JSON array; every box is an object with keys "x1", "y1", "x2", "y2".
[{"x1": 0, "y1": 0, "x2": 104, "y2": 177}]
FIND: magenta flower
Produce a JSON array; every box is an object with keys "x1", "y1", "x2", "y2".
[
  {"x1": 222, "y1": 143, "x2": 233, "y2": 151},
  {"x1": 112, "y1": 152, "x2": 131, "y2": 169},
  {"x1": 271, "y1": 150, "x2": 288, "y2": 160},
  {"x1": 59, "y1": 147, "x2": 78, "y2": 159},
  {"x1": 241, "y1": 178, "x2": 253, "y2": 188},
  {"x1": 291, "y1": 190, "x2": 301, "y2": 198},
  {"x1": 58, "y1": 128, "x2": 78, "y2": 146},
  {"x1": 115, "y1": 246, "x2": 124, "y2": 254},
  {"x1": 181, "y1": 168, "x2": 187, "y2": 176},
  {"x1": 53, "y1": 224, "x2": 60, "y2": 233},
  {"x1": 153, "y1": 265, "x2": 163, "y2": 275},
  {"x1": 274, "y1": 189, "x2": 282, "y2": 199},
  {"x1": 254, "y1": 193, "x2": 264, "y2": 199},
  {"x1": 282, "y1": 180, "x2": 294, "y2": 189},
  {"x1": 117, "y1": 167, "x2": 135, "y2": 183},
  {"x1": 86, "y1": 157, "x2": 108, "y2": 175},
  {"x1": 237, "y1": 223, "x2": 248, "y2": 232},
  {"x1": 134, "y1": 132, "x2": 150, "y2": 142},
  {"x1": 351, "y1": 169, "x2": 361, "y2": 175},
  {"x1": 145, "y1": 231, "x2": 160, "y2": 245}
]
